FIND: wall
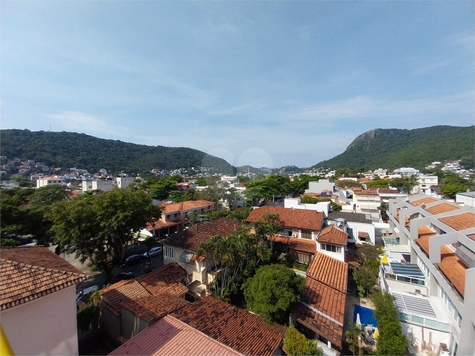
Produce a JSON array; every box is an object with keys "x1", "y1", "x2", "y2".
[
  {"x1": 121, "y1": 308, "x2": 147, "y2": 340},
  {"x1": 401, "y1": 322, "x2": 450, "y2": 354},
  {"x1": 2, "y1": 286, "x2": 79, "y2": 355},
  {"x1": 385, "y1": 279, "x2": 428, "y2": 295}
]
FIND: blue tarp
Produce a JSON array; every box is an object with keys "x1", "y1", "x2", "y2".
[{"x1": 353, "y1": 305, "x2": 378, "y2": 326}]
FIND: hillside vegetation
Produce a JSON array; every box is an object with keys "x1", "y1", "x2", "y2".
[
  {"x1": 0, "y1": 129, "x2": 234, "y2": 174},
  {"x1": 313, "y1": 125, "x2": 474, "y2": 170}
]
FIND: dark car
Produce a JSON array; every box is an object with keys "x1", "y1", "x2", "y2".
[
  {"x1": 113, "y1": 272, "x2": 134, "y2": 283},
  {"x1": 125, "y1": 254, "x2": 144, "y2": 266}
]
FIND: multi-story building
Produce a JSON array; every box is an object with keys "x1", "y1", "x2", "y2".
[
  {"x1": 383, "y1": 194, "x2": 475, "y2": 355},
  {"x1": 352, "y1": 189, "x2": 381, "y2": 222},
  {"x1": 415, "y1": 175, "x2": 439, "y2": 195},
  {"x1": 36, "y1": 176, "x2": 64, "y2": 188}
]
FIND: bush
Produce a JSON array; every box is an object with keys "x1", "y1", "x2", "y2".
[{"x1": 284, "y1": 325, "x2": 323, "y2": 356}]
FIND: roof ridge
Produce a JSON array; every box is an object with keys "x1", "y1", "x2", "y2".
[{"x1": 0, "y1": 258, "x2": 85, "y2": 277}]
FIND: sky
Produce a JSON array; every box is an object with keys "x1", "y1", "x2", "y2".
[{"x1": 1, "y1": 1, "x2": 474, "y2": 169}]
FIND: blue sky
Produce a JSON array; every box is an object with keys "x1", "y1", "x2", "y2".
[{"x1": 1, "y1": 1, "x2": 473, "y2": 168}]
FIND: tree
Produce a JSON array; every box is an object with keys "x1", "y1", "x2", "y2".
[
  {"x1": 378, "y1": 201, "x2": 389, "y2": 221},
  {"x1": 353, "y1": 265, "x2": 377, "y2": 298},
  {"x1": 29, "y1": 185, "x2": 68, "y2": 206},
  {"x1": 336, "y1": 179, "x2": 363, "y2": 189},
  {"x1": 196, "y1": 177, "x2": 207, "y2": 186},
  {"x1": 390, "y1": 176, "x2": 418, "y2": 194},
  {"x1": 284, "y1": 325, "x2": 323, "y2": 356},
  {"x1": 345, "y1": 323, "x2": 364, "y2": 355},
  {"x1": 46, "y1": 187, "x2": 161, "y2": 281},
  {"x1": 243, "y1": 264, "x2": 305, "y2": 324},
  {"x1": 372, "y1": 290, "x2": 408, "y2": 355},
  {"x1": 440, "y1": 182, "x2": 468, "y2": 199}
]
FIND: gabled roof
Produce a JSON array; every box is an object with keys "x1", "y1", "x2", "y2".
[
  {"x1": 439, "y1": 212, "x2": 475, "y2": 231},
  {"x1": 292, "y1": 278, "x2": 346, "y2": 348},
  {"x1": 306, "y1": 252, "x2": 348, "y2": 293},
  {"x1": 171, "y1": 297, "x2": 285, "y2": 356},
  {"x1": 269, "y1": 235, "x2": 316, "y2": 254},
  {"x1": 0, "y1": 247, "x2": 85, "y2": 311},
  {"x1": 245, "y1": 206, "x2": 324, "y2": 231},
  {"x1": 161, "y1": 200, "x2": 214, "y2": 214},
  {"x1": 163, "y1": 218, "x2": 241, "y2": 253},
  {"x1": 109, "y1": 315, "x2": 241, "y2": 356},
  {"x1": 318, "y1": 226, "x2": 348, "y2": 246},
  {"x1": 100, "y1": 263, "x2": 189, "y2": 322}
]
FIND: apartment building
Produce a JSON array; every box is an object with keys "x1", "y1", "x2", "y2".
[{"x1": 383, "y1": 194, "x2": 475, "y2": 355}]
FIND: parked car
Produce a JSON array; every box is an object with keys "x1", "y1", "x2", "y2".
[
  {"x1": 144, "y1": 246, "x2": 162, "y2": 258},
  {"x1": 125, "y1": 254, "x2": 144, "y2": 266},
  {"x1": 76, "y1": 285, "x2": 99, "y2": 302},
  {"x1": 112, "y1": 272, "x2": 134, "y2": 283}
]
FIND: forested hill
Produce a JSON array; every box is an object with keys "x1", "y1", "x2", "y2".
[
  {"x1": 313, "y1": 125, "x2": 475, "y2": 170},
  {"x1": 0, "y1": 129, "x2": 234, "y2": 174}
]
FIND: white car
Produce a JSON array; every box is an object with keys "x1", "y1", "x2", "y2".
[{"x1": 145, "y1": 246, "x2": 162, "y2": 257}]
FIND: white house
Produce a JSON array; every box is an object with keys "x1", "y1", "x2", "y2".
[{"x1": 0, "y1": 247, "x2": 86, "y2": 355}]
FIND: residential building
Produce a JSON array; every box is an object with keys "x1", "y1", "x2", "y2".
[
  {"x1": 109, "y1": 315, "x2": 241, "y2": 356},
  {"x1": 327, "y1": 211, "x2": 375, "y2": 245},
  {"x1": 284, "y1": 197, "x2": 331, "y2": 217},
  {"x1": 36, "y1": 176, "x2": 64, "y2": 188},
  {"x1": 378, "y1": 187, "x2": 407, "y2": 203},
  {"x1": 100, "y1": 263, "x2": 189, "y2": 344},
  {"x1": 171, "y1": 296, "x2": 286, "y2": 356},
  {"x1": 246, "y1": 206, "x2": 324, "y2": 264},
  {"x1": 316, "y1": 226, "x2": 348, "y2": 262},
  {"x1": 393, "y1": 167, "x2": 420, "y2": 176},
  {"x1": 384, "y1": 194, "x2": 475, "y2": 355},
  {"x1": 305, "y1": 179, "x2": 336, "y2": 194},
  {"x1": 291, "y1": 252, "x2": 348, "y2": 351},
  {"x1": 1, "y1": 247, "x2": 86, "y2": 355},
  {"x1": 161, "y1": 218, "x2": 241, "y2": 295},
  {"x1": 82, "y1": 179, "x2": 114, "y2": 192},
  {"x1": 352, "y1": 189, "x2": 381, "y2": 221},
  {"x1": 415, "y1": 175, "x2": 439, "y2": 195},
  {"x1": 456, "y1": 191, "x2": 475, "y2": 208},
  {"x1": 146, "y1": 200, "x2": 215, "y2": 238},
  {"x1": 116, "y1": 177, "x2": 135, "y2": 189}
]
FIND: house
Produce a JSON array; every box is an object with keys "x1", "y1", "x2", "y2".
[
  {"x1": 108, "y1": 315, "x2": 241, "y2": 356},
  {"x1": 100, "y1": 263, "x2": 189, "y2": 344},
  {"x1": 171, "y1": 296, "x2": 286, "y2": 356},
  {"x1": 327, "y1": 211, "x2": 376, "y2": 245},
  {"x1": 116, "y1": 177, "x2": 135, "y2": 189},
  {"x1": 316, "y1": 226, "x2": 348, "y2": 262},
  {"x1": 352, "y1": 189, "x2": 381, "y2": 221},
  {"x1": 383, "y1": 194, "x2": 475, "y2": 355},
  {"x1": 36, "y1": 176, "x2": 64, "y2": 188},
  {"x1": 147, "y1": 200, "x2": 215, "y2": 238},
  {"x1": 161, "y1": 218, "x2": 241, "y2": 295},
  {"x1": 415, "y1": 174, "x2": 439, "y2": 195},
  {"x1": 291, "y1": 252, "x2": 348, "y2": 351},
  {"x1": 245, "y1": 206, "x2": 324, "y2": 264},
  {"x1": 284, "y1": 198, "x2": 331, "y2": 217},
  {"x1": 0, "y1": 247, "x2": 86, "y2": 355},
  {"x1": 82, "y1": 179, "x2": 114, "y2": 192}
]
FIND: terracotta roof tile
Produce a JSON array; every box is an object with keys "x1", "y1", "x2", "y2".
[
  {"x1": 318, "y1": 226, "x2": 348, "y2": 246},
  {"x1": 425, "y1": 203, "x2": 460, "y2": 215},
  {"x1": 171, "y1": 297, "x2": 285, "y2": 356},
  {"x1": 147, "y1": 219, "x2": 181, "y2": 230},
  {"x1": 353, "y1": 190, "x2": 379, "y2": 195},
  {"x1": 439, "y1": 212, "x2": 475, "y2": 231},
  {"x1": 0, "y1": 247, "x2": 85, "y2": 310},
  {"x1": 109, "y1": 315, "x2": 241, "y2": 356},
  {"x1": 378, "y1": 188, "x2": 399, "y2": 194},
  {"x1": 468, "y1": 234, "x2": 475, "y2": 241},
  {"x1": 416, "y1": 226, "x2": 436, "y2": 255},
  {"x1": 163, "y1": 218, "x2": 241, "y2": 252},
  {"x1": 269, "y1": 235, "x2": 316, "y2": 254},
  {"x1": 161, "y1": 200, "x2": 214, "y2": 214},
  {"x1": 137, "y1": 263, "x2": 188, "y2": 296},
  {"x1": 358, "y1": 232, "x2": 370, "y2": 239},
  {"x1": 246, "y1": 207, "x2": 324, "y2": 232},
  {"x1": 291, "y1": 277, "x2": 346, "y2": 348},
  {"x1": 306, "y1": 252, "x2": 348, "y2": 293},
  {"x1": 410, "y1": 197, "x2": 437, "y2": 207},
  {"x1": 438, "y1": 246, "x2": 467, "y2": 298}
]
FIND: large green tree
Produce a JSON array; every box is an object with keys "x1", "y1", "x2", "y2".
[
  {"x1": 284, "y1": 325, "x2": 323, "y2": 356},
  {"x1": 243, "y1": 264, "x2": 305, "y2": 324},
  {"x1": 46, "y1": 187, "x2": 161, "y2": 280}
]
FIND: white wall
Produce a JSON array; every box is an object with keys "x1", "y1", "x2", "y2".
[
  {"x1": 2, "y1": 286, "x2": 79, "y2": 355},
  {"x1": 284, "y1": 198, "x2": 330, "y2": 217}
]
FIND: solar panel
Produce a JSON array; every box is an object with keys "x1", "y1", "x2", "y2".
[
  {"x1": 393, "y1": 293, "x2": 437, "y2": 318},
  {"x1": 390, "y1": 263, "x2": 425, "y2": 278}
]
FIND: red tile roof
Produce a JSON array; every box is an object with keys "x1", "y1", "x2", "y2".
[
  {"x1": 438, "y1": 246, "x2": 467, "y2": 298},
  {"x1": 292, "y1": 277, "x2": 346, "y2": 348},
  {"x1": 306, "y1": 252, "x2": 348, "y2": 293},
  {"x1": 269, "y1": 235, "x2": 316, "y2": 254},
  {"x1": 163, "y1": 218, "x2": 241, "y2": 253},
  {"x1": 358, "y1": 232, "x2": 370, "y2": 239},
  {"x1": 425, "y1": 203, "x2": 460, "y2": 215},
  {"x1": 109, "y1": 315, "x2": 241, "y2": 356},
  {"x1": 137, "y1": 263, "x2": 188, "y2": 296},
  {"x1": 161, "y1": 200, "x2": 214, "y2": 214},
  {"x1": 0, "y1": 247, "x2": 85, "y2": 310},
  {"x1": 410, "y1": 197, "x2": 437, "y2": 207},
  {"x1": 439, "y1": 212, "x2": 475, "y2": 231},
  {"x1": 416, "y1": 226, "x2": 436, "y2": 255},
  {"x1": 468, "y1": 234, "x2": 475, "y2": 241},
  {"x1": 378, "y1": 188, "x2": 399, "y2": 194},
  {"x1": 353, "y1": 190, "x2": 379, "y2": 195},
  {"x1": 171, "y1": 297, "x2": 285, "y2": 356},
  {"x1": 246, "y1": 207, "x2": 324, "y2": 232},
  {"x1": 318, "y1": 226, "x2": 348, "y2": 246}
]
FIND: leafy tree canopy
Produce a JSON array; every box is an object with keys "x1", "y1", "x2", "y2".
[
  {"x1": 284, "y1": 325, "x2": 323, "y2": 356},
  {"x1": 243, "y1": 264, "x2": 305, "y2": 324}
]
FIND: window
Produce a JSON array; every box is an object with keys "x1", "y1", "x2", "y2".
[
  {"x1": 301, "y1": 230, "x2": 312, "y2": 239},
  {"x1": 174, "y1": 213, "x2": 178, "y2": 219},
  {"x1": 165, "y1": 246, "x2": 174, "y2": 259},
  {"x1": 321, "y1": 243, "x2": 341, "y2": 253},
  {"x1": 166, "y1": 215, "x2": 171, "y2": 221}
]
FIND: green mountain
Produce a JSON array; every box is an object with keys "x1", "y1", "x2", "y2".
[
  {"x1": 313, "y1": 125, "x2": 475, "y2": 170},
  {"x1": 0, "y1": 129, "x2": 234, "y2": 174}
]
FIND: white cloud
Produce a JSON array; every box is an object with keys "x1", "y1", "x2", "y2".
[{"x1": 45, "y1": 111, "x2": 126, "y2": 137}]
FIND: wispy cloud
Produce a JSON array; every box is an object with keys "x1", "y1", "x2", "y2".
[{"x1": 45, "y1": 111, "x2": 127, "y2": 137}]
